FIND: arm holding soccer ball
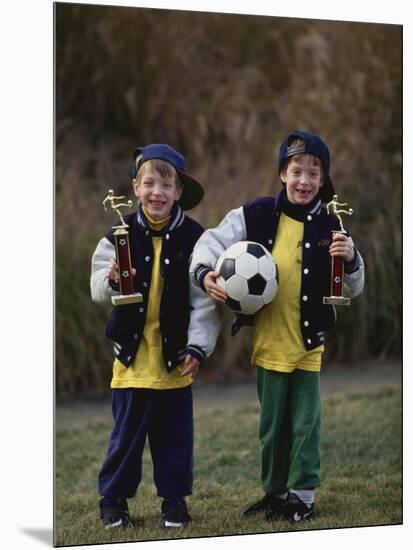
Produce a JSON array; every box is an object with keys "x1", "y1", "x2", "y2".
[
  {"x1": 203, "y1": 271, "x2": 227, "y2": 304},
  {"x1": 190, "y1": 206, "x2": 247, "y2": 295}
]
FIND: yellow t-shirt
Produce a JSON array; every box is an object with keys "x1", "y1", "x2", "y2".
[
  {"x1": 111, "y1": 211, "x2": 192, "y2": 389},
  {"x1": 251, "y1": 213, "x2": 323, "y2": 373}
]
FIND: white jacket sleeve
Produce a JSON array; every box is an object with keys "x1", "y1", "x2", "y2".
[
  {"x1": 344, "y1": 246, "x2": 365, "y2": 298},
  {"x1": 90, "y1": 237, "x2": 119, "y2": 304},
  {"x1": 186, "y1": 207, "x2": 247, "y2": 358},
  {"x1": 187, "y1": 277, "x2": 223, "y2": 358},
  {"x1": 189, "y1": 206, "x2": 247, "y2": 282}
]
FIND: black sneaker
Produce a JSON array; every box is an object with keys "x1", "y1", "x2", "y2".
[
  {"x1": 265, "y1": 496, "x2": 287, "y2": 521},
  {"x1": 99, "y1": 497, "x2": 133, "y2": 529},
  {"x1": 282, "y1": 492, "x2": 314, "y2": 523},
  {"x1": 243, "y1": 493, "x2": 284, "y2": 516},
  {"x1": 161, "y1": 500, "x2": 192, "y2": 528}
]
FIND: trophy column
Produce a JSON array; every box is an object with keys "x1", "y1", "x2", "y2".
[
  {"x1": 112, "y1": 226, "x2": 143, "y2": 305},
  {"x1": 103, "y1": 189, "x2": 143, "y2": 306},
  {"x1": 323, "y1": 229, "x2": 350, "y2": 306},
  {"x1": 323, "y1": 195, "x2": 353, "y2": 307}
]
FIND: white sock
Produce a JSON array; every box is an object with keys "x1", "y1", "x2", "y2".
[{"x1": 290, "y1": 489, "x2": 314, "y2": 507}]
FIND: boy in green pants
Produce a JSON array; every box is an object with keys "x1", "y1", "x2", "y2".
[{"x1": 190, "y1": 131, "x2": 365, "y2": 521}]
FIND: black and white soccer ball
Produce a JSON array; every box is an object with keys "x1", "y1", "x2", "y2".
[{"x1": 215, "y1": 241, "x2": 278, "y2": 315}]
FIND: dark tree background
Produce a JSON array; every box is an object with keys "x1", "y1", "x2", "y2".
[{"x1": 55, "y1": 3, "x2": 402, "y2": 397}]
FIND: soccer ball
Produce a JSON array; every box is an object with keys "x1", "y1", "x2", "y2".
[{"x1": 215, "y1": 241, "x2": 278, "y2": 315}]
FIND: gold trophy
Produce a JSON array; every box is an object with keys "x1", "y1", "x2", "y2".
[
  {"x1": 323, "y1": 195, "x2": 354, "y2": 306},
  {"x1": 103, "y1": 189, "x2": 143, "y2": 306}
]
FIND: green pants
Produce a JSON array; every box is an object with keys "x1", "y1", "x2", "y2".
[{"x1": 256, "y1": 366, "x2": 321, "y2": 494}]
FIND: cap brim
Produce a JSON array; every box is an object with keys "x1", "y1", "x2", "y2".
[
  {"x1": 176, "y1": 170, "x2": 204, "y2": 210},
  {"x1": 320, "y1": 176, "x2": 335, "y2": 203}
]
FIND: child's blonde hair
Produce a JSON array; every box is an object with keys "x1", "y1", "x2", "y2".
[{"x1": 134, "y1": 156, "x2": 183, "y2": 190}]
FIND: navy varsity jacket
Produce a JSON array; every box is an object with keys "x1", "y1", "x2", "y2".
[
  {"x1": 190, "y1": 192, "x2": 365, "y2": 351},
  {"x1": 91, "y1": 204, "x2": 220, "y2": 371}
]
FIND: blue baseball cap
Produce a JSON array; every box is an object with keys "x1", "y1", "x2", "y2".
[
  {"x1": 278, "y1": 130, "x2": 335, "y2": 202},
  {"x1": 133, "y1": 144, "x2": 204, "y2": 210}
]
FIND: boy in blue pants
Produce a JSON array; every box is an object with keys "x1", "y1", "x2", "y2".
[
  {"x1": 91, "y1": 144, "x2": 220, "y2": 529},
  {"x1": 190, "y1": 131, "x2": 365, "y2": 522}
]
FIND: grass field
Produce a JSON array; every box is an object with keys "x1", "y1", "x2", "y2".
[{"x1": 55, "y1": 364, "x2": 401, "y2": 546}]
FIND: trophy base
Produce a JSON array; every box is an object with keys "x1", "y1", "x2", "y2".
[
  {"x1": 323, "y1": 296, "x2": 351, "y2": 306},
  {"x1": 111, "y1": 293, "x2": 143, "y2": 306}
]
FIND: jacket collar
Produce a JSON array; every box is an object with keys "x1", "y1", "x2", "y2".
[
  {"x1": 136, "y1": 202, "x2": 185, "y2": 234},
  {"x1": 275, "y1": 190, "x2": 322, "y2": 217}
]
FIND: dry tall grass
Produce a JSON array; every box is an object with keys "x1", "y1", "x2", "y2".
[{"x1": 55, "y1": 4, "x2": 401, "y2": 397}]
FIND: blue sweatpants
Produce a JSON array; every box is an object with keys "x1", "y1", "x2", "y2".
[{"x1": 98, "y1": 386, "x2": 194, "y2": 500}]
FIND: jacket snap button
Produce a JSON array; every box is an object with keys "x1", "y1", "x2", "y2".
[
  {"x1": 305, "y1": 242, "x2": 310, "y2": 248},
  {"x1": 307, "y1": 215, "x2": 312, "y2": 221},
  {"x1": 303, "y1": 268, "x2": 309, "y2": 274},
  {"x1": 302, "y1": 295, "x2": 308, "y2": 301},
  {"x1": 304, "y1": 320, "x2": 309, "y2": 327},
  {"x1": 145, "y1": 256, "x2": 150, "y2": 262},
  {"x1": 165, "y1": 258, "x2": 170, "y2": 264}
]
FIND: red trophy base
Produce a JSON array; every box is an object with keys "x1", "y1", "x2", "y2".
[
  {"x1": 323, "y1": 230, "x2": 351, "y2": 307},
  {"x1": 112, "y1": 226, "x2": 143, "y2": 306}
]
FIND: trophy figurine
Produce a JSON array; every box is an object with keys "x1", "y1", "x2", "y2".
[
  {"x1": 323, "y1": 194, "x2": 354, "y2": 306},
  {"x1": 102, "y1": 189, "x2": 143, "y2": 306}
]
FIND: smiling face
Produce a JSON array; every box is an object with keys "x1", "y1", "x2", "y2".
[
  {"x1": 280, "y1": 155, "x2": 323, "y2": 205},
  {"x1": 133, "y1": 162, "x2": 182, "y2": 220}
]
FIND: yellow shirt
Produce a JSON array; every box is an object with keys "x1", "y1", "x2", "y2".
[
  {"x1": 251, "y1": 213, "x2": 323, "y2": 373},
  {"x1": 111, "y1": 210, "x2": 192, "y2": 389}
]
